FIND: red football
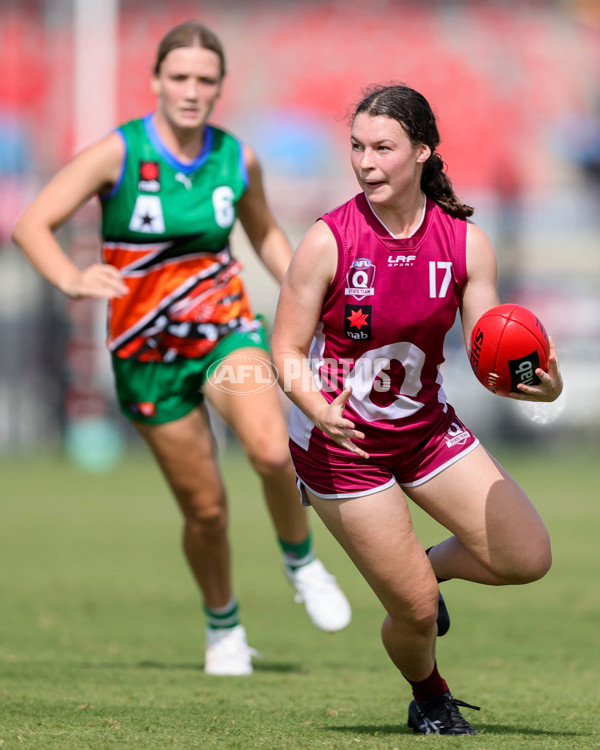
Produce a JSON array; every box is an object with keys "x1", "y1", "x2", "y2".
[{"x1": 469, "y1": 304, "x2": 550, "y2": 397}]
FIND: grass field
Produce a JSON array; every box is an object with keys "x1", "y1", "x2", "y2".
[{"x1": 1, "y1": 442, "x2": 599, "y2": 749}]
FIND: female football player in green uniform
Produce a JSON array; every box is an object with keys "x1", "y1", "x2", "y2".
[{"x1": 13, "y1": 20, "x2": 351, "y2": 675}]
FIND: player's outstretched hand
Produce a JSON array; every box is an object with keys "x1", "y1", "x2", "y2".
[
  {"x1": 510, "y1": 337, "x2": 563, "y2": 402},
  {"x1": 62, "y1": 264, "x2": 128, "y2": 300},
  {"x1": 315, "y1": 386, "x2": 369, "y2": 458}
]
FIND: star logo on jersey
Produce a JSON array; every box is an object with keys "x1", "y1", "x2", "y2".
[
  {"x1": 345, "y1": 258, "x2": 376, "y2": 300},
  {"x1": 344, "y1": 304, "x2": 372, "y2": 340},
  {"x1": 347, "y1": 308, "x2": 369, "y2": 328},
  {"x1": 138, "y1": 161, "x2": 161, "y2": 192},
  {"x1": 128, "y1": 195, "x2": 165, "y2": 234}
]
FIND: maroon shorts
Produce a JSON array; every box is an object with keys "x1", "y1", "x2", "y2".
[{"x1": 289, "y1": 407, "x2": 479, "y2": 505}]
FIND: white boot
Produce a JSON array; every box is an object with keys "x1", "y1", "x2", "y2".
[
  {"x1": 204, "y1": 625, "x2": 260, "y2": 676},
  {"x1": 285, "y1": 559, "x2": 352, "y2": 633}
]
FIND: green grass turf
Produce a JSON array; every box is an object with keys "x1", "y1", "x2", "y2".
[{"x1": 1, "y1": 443, "x2": 598, "y2": 749}]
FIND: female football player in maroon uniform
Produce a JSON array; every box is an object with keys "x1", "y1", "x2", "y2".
[{"x1": 272, "y1": 84, "x2": 562, "y2": 734}]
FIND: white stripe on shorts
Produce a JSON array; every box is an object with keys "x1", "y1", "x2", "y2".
[{"x1": 296, "y1": 476, "x2": 396, "y2": 506}]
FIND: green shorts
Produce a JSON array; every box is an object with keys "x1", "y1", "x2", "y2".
[{"x1": 112, "y1": 323, "x2": 269, "y2": 425}]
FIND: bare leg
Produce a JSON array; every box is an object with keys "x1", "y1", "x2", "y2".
[
  {"x1": 133, "y1": 406, "x2": 232, "y2": 609},
  {"x1": 206, "y1": 348, "x2": 352, "y2": 633},
  {"x1": 306, "y1": 484, "x2": 438, "y2": 681},
  {"x1": 406, "y1": 445, "x2": 552, "y2": 585},
  {"x1": 205, "y1": 348, "x2": 308, "y2": 544}
]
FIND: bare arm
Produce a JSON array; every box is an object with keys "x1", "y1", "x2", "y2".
[
  {"x1": 12, "y1": 132, "x2": 128, "y2": 300},
  {"x1": 461, "y1": 222, "x2": 562, "y2": 401},
  {"x1": 271, "y1": 220, "x2": 368, "y2": 458},
  {"x1": 236, "y1": 144, "x2": 293, "y2": 284},
  {"x1": 459, "y1": 222, "x2": 500, "y2": 348}
]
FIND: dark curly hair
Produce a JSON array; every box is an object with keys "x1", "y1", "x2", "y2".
[{"x1": 353, "y1": 84, "x2": 473, "y2": 219}]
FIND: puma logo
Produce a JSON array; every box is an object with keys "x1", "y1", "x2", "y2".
[{"x1": 175, "y1": 172, "x2": 192, "y2": 190}]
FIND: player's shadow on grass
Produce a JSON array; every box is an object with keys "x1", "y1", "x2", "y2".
[
  {"x1": 81, "y1": 660, "x2": 301, "y2": 674},
  {"x1": 324, "y1": 724, "x2": 583, "y2": 737}
]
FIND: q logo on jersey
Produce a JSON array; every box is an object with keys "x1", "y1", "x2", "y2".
[{"x1": 345, "y1": 258, "x2": 376, "y2": 301}]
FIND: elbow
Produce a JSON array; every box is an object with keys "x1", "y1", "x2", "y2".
[
  {"x1": 270, "y1": 345, "x2": 284, "y2": 379},
  {"x1": 11, "y1": 211, "x2": 33, "y2": 250},
  {"x1": 11, "y1": 217, "x2": 24, "y2": 248}
]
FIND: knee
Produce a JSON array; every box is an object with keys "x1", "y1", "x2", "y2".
[
  {"x1": 494, "y1": 534, "x2": 553, "y2": 584},
  {"x1": 512, "y1": 544, "x2": 552, "y2": 584},
  {"x1": 388, "y1": 586, "x2": 440, "y2": 635},
  {"x1": 246, "y1": 435, "x2": 293, "y2": 479},
  {"x1": 184, "y1": 498, "x2": 228, "y2": 542},
  {"x1": 409, "y1": 605, "x2": 439, "y2": 635}
]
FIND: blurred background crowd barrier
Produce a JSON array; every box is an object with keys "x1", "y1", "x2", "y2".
[{"x1": 1, "y1": 0, "x2": 599, "y2": 469}]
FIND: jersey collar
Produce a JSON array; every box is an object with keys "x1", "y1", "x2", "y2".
[{"x1": 143, "y1": 113, "x2": 214, "y2": 174}]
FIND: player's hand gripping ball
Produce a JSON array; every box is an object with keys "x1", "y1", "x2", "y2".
[{"x1": 469, "y1": 304, "x2": 550, "y2": 397}]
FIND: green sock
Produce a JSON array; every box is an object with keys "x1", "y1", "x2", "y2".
[
  {"x1": 279, "y1": 532, "x2": 315, "y2": 571},
  {"x1": 204, "y1": 596, "x2": 240, "y2": 630}
]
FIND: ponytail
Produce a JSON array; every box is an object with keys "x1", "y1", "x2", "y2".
[{"x1": 421, "y1": 153, "x2": 473, "y2": 219}]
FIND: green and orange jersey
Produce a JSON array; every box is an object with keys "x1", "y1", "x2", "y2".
[{"x1": 99, "y1": 114, "x2": 257, "y2": 362}]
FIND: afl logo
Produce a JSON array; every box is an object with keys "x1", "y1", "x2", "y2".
[{"x1": 345, "y1": 258, "x2": 376, "y2": 301}]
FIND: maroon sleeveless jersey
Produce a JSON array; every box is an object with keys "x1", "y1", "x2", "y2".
[{"x1": 289, "y1": 193, "x2": 468, "y2": 454}]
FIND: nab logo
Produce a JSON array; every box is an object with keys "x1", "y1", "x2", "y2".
[
  {"x1": 129, "y1": 401, "x2": 156, "y2": 418},
  {"x1": 138, "y1": 161, "x2": 161, "y2": 192},
  {"x1": 509, "y1": 351, "x2": 541, "y2": 391},
  {"x1": 344, "y1": 304, "x2": 372, "y2": 340}
]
